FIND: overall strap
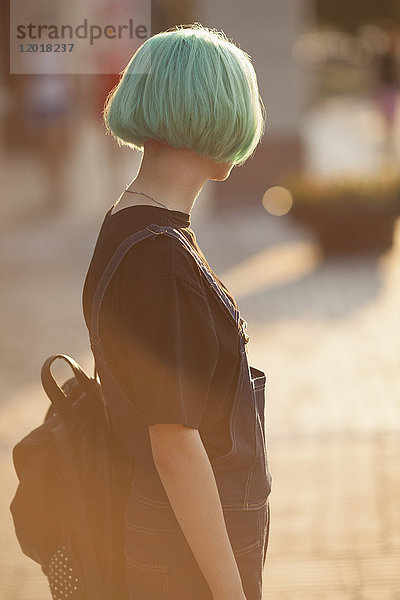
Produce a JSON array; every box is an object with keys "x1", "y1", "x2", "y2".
[
  {"x1": 90, "y1": 224, "x2": 244, "y2": 343},
  {"x1": 147, "y1": 225, "x2": 241, "y2": 326}
]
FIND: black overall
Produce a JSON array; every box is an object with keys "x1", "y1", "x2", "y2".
[{"x1": 88, "y1": 224, "x2": 272, "y2": 600}]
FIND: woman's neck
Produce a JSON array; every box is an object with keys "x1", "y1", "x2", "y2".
[{"x1": 123, "y1": 142, "x2": 212, "y2": 214}]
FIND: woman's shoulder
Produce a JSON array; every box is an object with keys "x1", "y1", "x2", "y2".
[
  {"x1": 101, "y1": 206, "x2": 206, "y2": 295},
  {"x1": 123, "y1": 229, "x2": 206, "y2": 295}
]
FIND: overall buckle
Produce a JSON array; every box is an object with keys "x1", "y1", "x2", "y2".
[
  {"x1": 146, "y1": 224, "x2": 165, "y2": 235},
  {"x1": 239, "y1": 317, "x2": 250, "y2": 344}
]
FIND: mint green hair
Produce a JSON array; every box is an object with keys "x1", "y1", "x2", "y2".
[{"x1": 103, "y1": 23, "x2": 265, "y2": 166}]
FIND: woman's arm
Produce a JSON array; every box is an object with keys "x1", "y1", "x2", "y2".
[{"x1": 149, "y1": 423, "x2": 246, "y2": 600}]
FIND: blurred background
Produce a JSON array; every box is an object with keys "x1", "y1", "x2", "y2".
[{"x1": 1, "y1": 0, "x2": 400, "y2": 598}]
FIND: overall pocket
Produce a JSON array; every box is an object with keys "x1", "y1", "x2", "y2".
[
  {"x1": 223, "y1": 506, "x2": 266, "y2": 600},
  {"x1": 253, "y1": 385, "x2": 272, "y2": 481},
  {"x1": 244, "y1": 367, "x2": 272, "y2": 506},
  {"x1": 126, "y1": 552, "x2": 169, "y2": 600},
  {"x1": 125, "y1": 495, "x2": 208, "y2": 600},
  {"x1": 125, "y1": 503, "x2": 174, "y2": 600},
  {"x1": 223, "y1": 506, "x2": 262, "y2": 555},
  {"x1": 210, "y1": 353, "x2": 247, "y2": 466}
]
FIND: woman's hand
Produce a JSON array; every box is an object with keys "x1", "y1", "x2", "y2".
[{"x1": 213, "y1": 591, "x2": 247, "y2": 600}]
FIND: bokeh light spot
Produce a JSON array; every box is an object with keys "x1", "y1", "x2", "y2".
[{"x1": 262, "y1": 186, "x2": 293, "y2": 216}]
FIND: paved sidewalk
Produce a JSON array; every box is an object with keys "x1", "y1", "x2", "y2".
[
  {"x1": 1, "y1": 203, "x2": 399, "y2": 599},
  {"x1": 1, "y1": 96, "x2": 400, "y2": 598}
]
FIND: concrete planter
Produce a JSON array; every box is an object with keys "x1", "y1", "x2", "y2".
[{"x1": 290, "y1": 202, "x2": 398, "y2": 255}]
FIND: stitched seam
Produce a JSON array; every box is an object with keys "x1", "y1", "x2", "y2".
[
  {"x1": 130, "y1": 491, "x2": 270, "y2": 511},
  {"x1": 124, "y1": 521, "x2": 182, "y2": 535},
  {"x1": 222, "y1": 498, "x2": 270, "y2": 510},
  {"x1": 210, "y1": 353, "x2": 246, "y2": 465},
  {"x1": 233, "y1": 539, "x2": 261, "y2": 557},
  {"x1": 254, "y1": 387, "x2": 272, "y2": 481},
  {"x1": 163, "y1": 566, "x2": 169, "y2": 600},
  {"x1": 131, "y1": 491, "x2": 172, "y2": 508},
  {"x1": 125, "y1": 555, "x2": 170, "y2": 598},
  {"x1": 244, "y1": 401, "x2": 259, "y2": 508},
  {"x1": 257, "y1": 411, "x2": 267, "y2": 459},
  {"x1": 125, "y1": 554, "x2": 167, "y2": 572}
]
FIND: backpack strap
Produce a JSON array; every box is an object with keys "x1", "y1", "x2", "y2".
[
  {"x1": 41, "y1": 354, "x2": 97, "y2": 419},
  {"x1": 90, "y1": 224, "x2": 244, "y2": 343}
]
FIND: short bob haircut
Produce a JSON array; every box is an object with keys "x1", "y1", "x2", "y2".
[{"x1": 103, "y1": 23, "x2": 265, "y2": 166}]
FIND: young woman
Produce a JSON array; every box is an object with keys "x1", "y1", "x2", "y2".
[{"x1": 82, "y1": 23, "x2": 272, "y2": 600}]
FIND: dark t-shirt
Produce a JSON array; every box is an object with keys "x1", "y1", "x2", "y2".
[{"x1": 82, "y1": 204, "x2": 241, "y2": 461}]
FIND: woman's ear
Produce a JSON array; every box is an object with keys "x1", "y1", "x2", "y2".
[{"x1": 209, "y1": 162, "x2": 234, "y2": 182}]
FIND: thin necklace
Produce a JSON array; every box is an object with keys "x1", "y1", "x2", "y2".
[{"x1": 124, "y1": 188, "x2": 170, "y2": 210}]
